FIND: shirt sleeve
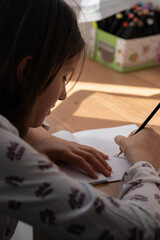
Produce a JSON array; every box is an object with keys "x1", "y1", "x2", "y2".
[{"x1": 0, "y1": 133, "x2": 160, "y2": 240}]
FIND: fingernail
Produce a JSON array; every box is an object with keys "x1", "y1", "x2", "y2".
[
  {"x1": 93, "y1": 172, "x2": 98, "y2": 179},
  {"x1": 105, "y1": 170, "x2": 111, "y2": 177},
  {"x1": 108, "y1": 166, "x2": 112, "y2": 171}
]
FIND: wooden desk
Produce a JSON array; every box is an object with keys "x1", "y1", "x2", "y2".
[{"x1": 34, "y1": 57, "x2": 160, "y2": 239}]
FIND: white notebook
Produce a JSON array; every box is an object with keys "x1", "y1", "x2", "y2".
[{"x1": 52, "y1": 124, "x2": 140, "y2": 184}]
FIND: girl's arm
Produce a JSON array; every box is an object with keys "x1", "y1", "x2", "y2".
[
  {"x1": 25, "y1": 126, "x2": 112, "y2": 179},
  {"x1": 1, "y1": 126, "x2": 160, "y2": 239}
]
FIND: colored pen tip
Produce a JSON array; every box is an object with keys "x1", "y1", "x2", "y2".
[
  {"x1": 116, "y1": 13, "x2": 123, "y2": 19},
  {"x1": 123, "y1": 21, "x2": 129, "y2": 28}
]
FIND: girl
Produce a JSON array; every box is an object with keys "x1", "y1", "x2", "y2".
[{"x1": 0, "y1": 0, "x2": 160, "y2": 239}]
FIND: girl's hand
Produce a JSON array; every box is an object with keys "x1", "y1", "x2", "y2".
[
  {"x1": 48, "y1": 137, "x2": 112, "y2": 179},
  {"x1": 114, "y1": 127, "x2": 160, "y2": 171},
  {"x1": 117, "y1": 129, "x2": 137, "y2": 154},
  {"x1": 25, "y1": 127, "x2": 112, "y2": 179}
]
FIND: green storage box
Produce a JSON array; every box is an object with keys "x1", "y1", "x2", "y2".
[{"x1": 89, "y1": 22, "x2": 160, "y2": 72}]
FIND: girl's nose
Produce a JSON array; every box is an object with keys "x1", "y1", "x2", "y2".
[{"x1": 59, "y1": 82, "x2": 67, "y2": 101}]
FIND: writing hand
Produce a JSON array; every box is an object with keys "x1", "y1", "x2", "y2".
[
  {"x1": 114, "y1": 127, "x2": 160, "y2": 171},
  {"x1": 117, "y1": 129, "x2": 137, "y2": 157}
]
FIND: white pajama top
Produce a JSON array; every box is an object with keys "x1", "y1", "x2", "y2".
[{"x1": 0, "y1": 115, "x2": 159, "y2": 240}]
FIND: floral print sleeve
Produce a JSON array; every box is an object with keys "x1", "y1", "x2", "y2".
[{"x1": 0, "y1": 116, "x2": 160, "y2": 240}]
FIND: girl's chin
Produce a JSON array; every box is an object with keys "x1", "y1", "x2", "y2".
[{"x1": 30, "y1": 110, "x2": 51, "y2": 128}]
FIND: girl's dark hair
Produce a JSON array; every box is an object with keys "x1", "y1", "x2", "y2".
[{"x1": 0, "y1": 0, "x2": 85, "y2": 136}]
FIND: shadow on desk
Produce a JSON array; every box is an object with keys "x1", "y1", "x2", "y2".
[{"x1": 46, "y1": 89, "x2": 160, "y2": 135}]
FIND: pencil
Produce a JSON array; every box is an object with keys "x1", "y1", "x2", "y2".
[{"x1": 117, "y1": 102, "x2": 160, "y2": 157}]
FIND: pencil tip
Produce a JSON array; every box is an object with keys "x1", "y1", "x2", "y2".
[{"x1": 117, "y1": 150, "x2": 122, "y2": 157}]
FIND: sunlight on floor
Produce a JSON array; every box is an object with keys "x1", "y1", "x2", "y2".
[
  {"x1": 53, "y1": 81, "x2": 160, "y2": 110},
  {"x1": 71, "y1": 82, "x2": 160, "y2": 97},
  {"x1": 51, "y1": 80, "x2": 160, "y2": 127}
]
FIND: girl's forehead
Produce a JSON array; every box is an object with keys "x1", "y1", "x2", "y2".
[
  {"x1": 65, "y1": 58, "x2": 76, "y2": 66},
  {"x1": 65, "y1": 54, "x2": 79, "y2": 65},
  {"x1": 63, "y1": 58, "x2": 77, "y2": 70}
]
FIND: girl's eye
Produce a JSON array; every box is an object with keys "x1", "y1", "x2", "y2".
[
  {"x1": 63, "y1": 76, "x2": 67, "y2": 81},
  {"x1": 63, "y1": 75, "x2": 69, "y2": 84}
]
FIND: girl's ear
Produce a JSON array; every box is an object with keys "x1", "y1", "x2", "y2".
[{"x1": 17, "y1": 56, "x2": 33, "y2": 85}]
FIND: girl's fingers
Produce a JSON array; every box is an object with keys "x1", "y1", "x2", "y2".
[
  {"x1": 74, "y1": 149, "x2": 111, "y2": 178},
  {"x1": 128, "y1": 129, "x2": 137, "y2": 137},
  {"x1": 96, "y1": 150, "x2": 109, "y2": 160},
  {"x1": 114, "y1": 135, "x2": 126, "y2": 149},
  {"x1": 89, "y1": 150, "x2": 112, "y2": 172},
  {"x1": 55, "y1": 141, "x2": 112, "y2": 178},
  {"x1": 71, "y1": 154, "x2": 99, "y2": 179},
  {"x1": 79, "y1": 145, "x2": 111, "y2": 170},
  {"x1": 87, "y1": 149, "x2": 112, "y2": 171}
]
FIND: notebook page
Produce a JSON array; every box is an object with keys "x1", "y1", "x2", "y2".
[
  {"x1": 53, "y1": 130, "x2": 78, "y2": 143},
  {"x1": 73, "y1": 124, "x2": 138, "y2": 183},
  {"x1": 52, "y1": 124, "x2": 138, "y2": 184}
]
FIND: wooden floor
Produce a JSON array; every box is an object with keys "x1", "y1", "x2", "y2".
[{"x1": 35, "y1": 57, "x2": 160, "y2": 239}]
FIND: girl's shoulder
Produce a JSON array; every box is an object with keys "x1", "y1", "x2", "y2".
[
  {"x1": 0, "y1": 115, "x2": 48, "y2": 166},
  {"x1": 0, "y1": 115, "x2": 29, "y2": 155},
  {"x1": 0, "y1": 116, "x2": 55, "y2": 181}
]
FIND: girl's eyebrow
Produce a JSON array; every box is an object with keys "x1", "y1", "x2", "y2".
[
  {"x1": 64, "y1": 67, "x2": 74, "y2": 73},
  {"x1": 65, "y1": 63, "x2": 72, "y2": 66},
  {"x1": 64, "y1": 60, "x2": 75, "y2": 66}
]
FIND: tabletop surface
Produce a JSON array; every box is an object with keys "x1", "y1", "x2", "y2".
[
  {"x1": 46, "y1": 57, "x2": 160, "y2": 194},
  {"x1": 34, "y1": 57, "x2": 160, "y2": 239}
]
